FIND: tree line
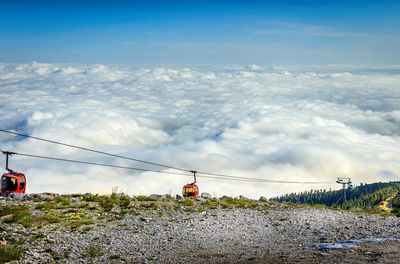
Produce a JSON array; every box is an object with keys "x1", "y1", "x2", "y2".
[{"x1": 270, "y1": 181, "x2": 400, "y2": 209}]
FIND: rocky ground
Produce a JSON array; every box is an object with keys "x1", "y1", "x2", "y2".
[{"x1": 0, "y1": 193, "x2": 399, "y2": 263}]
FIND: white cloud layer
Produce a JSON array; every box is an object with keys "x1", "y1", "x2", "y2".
[{"x1": 1, "y1": 62, "x2": 400, "y2": 198}]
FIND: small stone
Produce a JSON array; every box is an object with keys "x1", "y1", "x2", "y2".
[
  {"x1": 201, "y1": 192, "x2": 212, "y2": 199},
  {"x1": 28, "y1": 252, "x2": 40, "y2": 258},
  {"x1": 0, "y1": 214, "x2": 13, "y2": 221},
  {"x1": 37, "y1": 193, "x2": 55, "y2": 201}
]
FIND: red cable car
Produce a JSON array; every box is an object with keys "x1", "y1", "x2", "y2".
[
  {"x1": 1, "y1": 152, "x2": 26, "y2": 197},
  {"x1": 182, "y1": 170, "x2": 199, "y2": 198}
]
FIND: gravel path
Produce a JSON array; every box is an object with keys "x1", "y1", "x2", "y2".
[{"x1": 3, "y1": 201, "x2": 398, "y2": 264}]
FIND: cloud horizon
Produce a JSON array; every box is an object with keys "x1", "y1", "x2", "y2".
[{"x1": 1, "y1": 62, "x2": 400, "y2": 199}]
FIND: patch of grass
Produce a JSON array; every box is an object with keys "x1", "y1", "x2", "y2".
[
  {"x1": 74, "y1": 202, "x2": 88, "y2": 209},
  {"x1": 37, "y1": 214, "x2": 61, "y2": 225},
  {"x1": 66, "y1": 219, "x2": 94, "y2": 229},
  {"x1": 53, "y1": 254, "x2": 64, "y2": 260},
  {"x1": 29, "y1": 232, "x2": 46, "y2": 242},
  {"x1": 44, "y1": 248, "x2": 54, "y2": 253},
  {"x1": 55, "y1": 196, "x2": 71, "y2": 206},
  {"x1": 82, "y1": 194, "x2": 99, "y2": 202},
  {"x1": 35, "y1": 202, "x2": 60, "y2": 210},
  {"x1": 0, "y1": 245, "x2": 24, "y2": 262},
  {"x1": 135, "y1": 195, "x2": 157, "y2": 201},
  {"x1": 182, "y1": 198, "x2": 194, "y2": 207},
  {"x1": 0, "y1": 205, "x2": 32, "y2": 227},
  {"x1": 17, "y1": 215, "x2": 34, "y2": 227},
  {"x1": 109, "y1": 254, "x2": 120, "y2": 260},
  {"x1": 139, "y1": 202, "x2": 158, "y2": 210},
  {"x1": 85, "y1": 246, "x2": 103, "y2": 257},
  {"x1": 80, "y1": 226, "x2": 93, "y2": 233},
  {"x1": 224, "y1": 198, "x2": 257, "y2": 209}
]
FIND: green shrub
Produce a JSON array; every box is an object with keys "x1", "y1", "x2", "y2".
[
  {"x1": 99, "y1": 198, "x2": 114, "y2": 212},
  {"x1": 109, "y1": 254, "x2": 120, "y2": 260},
  {"x1": 182, "y1": 198, "x2": 194, "y2": 206},
  {"x1": 119, "y1": 195, "x2": 131, "y2": 208},
  {"x1": 0, "y1": 245, "x2": 24, "y2": 262},
  {"x1": 55, "y1": 196, "x2": 71, "y2": 206},
  {"x1": 392, "y1": 208, "x2": 400, "y2": 217},
  {"x1": 82, "y1": 194, "x2": 99, "y2": 202}
]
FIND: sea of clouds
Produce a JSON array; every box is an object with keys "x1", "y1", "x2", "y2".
[{"x1": 0, "y1": 62, "x2": 400, "y2": 198}]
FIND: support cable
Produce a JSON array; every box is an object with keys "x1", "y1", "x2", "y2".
[
  {"x1": 1, "y1": 150, "x2": 329, "y2": 184},
  {"x1": 0, "y1": 128, "x2": 330, "y2": 184}
]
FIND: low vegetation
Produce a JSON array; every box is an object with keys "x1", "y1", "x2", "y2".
[
  {"x1": 391, "y1": 192, "x2": 400, "y2": 217},
  {"x1": 0, "y1": 245, "x2": 24, "y2": 262},
  {"x1": 1, "y1": 183, "x2": 400, "y2": 262}
]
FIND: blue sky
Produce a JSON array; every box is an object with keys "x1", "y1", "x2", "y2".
[{"x1": 0, "y1": 0, "x2": 399, "y2": 64}]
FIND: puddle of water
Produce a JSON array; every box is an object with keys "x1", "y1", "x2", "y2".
[{"x1": 312, "y1": 238, "x2": 400, "y2": 250}]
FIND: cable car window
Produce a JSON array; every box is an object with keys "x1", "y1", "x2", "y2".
[
  {"x1": 1, "y1": 176, "x2": 18, "y2": 191},
  {"x1": 19, "y1": 177, "x2": 25, "y2": 190}
]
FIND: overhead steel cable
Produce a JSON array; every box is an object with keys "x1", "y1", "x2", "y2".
[
  {"x1": 0, "y1": 149, "x2": 329, "y2": 184},
  {"x1": 0, "y1": 128, "x2": 190, "y2": 173},
  {"x1": 0, "y1": 128, "x2": 329, "y2": 184},
  {"x1": 1, "y1": 150, "x2": 190, "y2": 176},
  {"x1": 0, "y1": 150, "x2": 324, "y2": 183},
  {"x1": 196, "y1": 171, "x2": 331, "y2": 184}
]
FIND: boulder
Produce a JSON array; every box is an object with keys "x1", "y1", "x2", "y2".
[
  {"x1": 201, "y1": 192, "x2": 212, "y2": 199},
  {"x1": 239, "y1": 195, "x2": 249, "y2": 200},
  {"x1": 195, "y1": 197, "x2": 205, "y2": 202},
  {"x1": 220, "y1": 195, "x2": 229, "y2": 201},
  {"x1": 175, "y1": 194, "x2": 183, "y2": 200},
  {"x1": 259, "y1": 196, "x2": 268, "y2": 202},
  {"x1": 162, "y1": 194, "x2": 172, "y2": 199},
  {"x1": 71, "y1": 199, "x2": 82, "y2": 204},
  {"x1": 37, "y1": 193, "x2": 57, "y2": 201}
]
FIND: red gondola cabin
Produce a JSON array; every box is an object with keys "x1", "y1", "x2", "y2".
[
  {"x1": 1, "y1": 151, "x2": 26, "y2": 197},
  {"x1": 182, "y1": 170, "x2": 199, "y2": 198},
  {"x1": 182, "y1": 184, "x2": 199, "y2": 198},
  {"x1": 1, "y1": 173, "x2": 26, "y2": 197}
]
